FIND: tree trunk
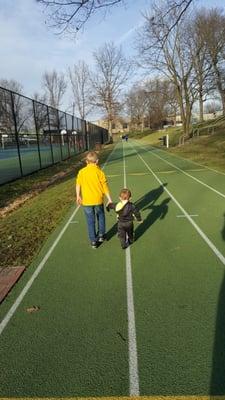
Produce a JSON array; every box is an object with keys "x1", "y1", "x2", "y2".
[
  {"x1": 141, "y1": 117, "x2": 144, "y2": 132},
  {"x1": 108, "y1": 118, "x2": 113, "y2": 138},
  {"x1": 199, "y1": 90, "x2": 204, "y2": 122},
  {"x1": 213, "y1": 64, "x2": 225, "y2": 115}
]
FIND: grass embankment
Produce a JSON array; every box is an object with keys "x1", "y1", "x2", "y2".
[
  {"x1": 133, "y1": 116, "x2": 225, "y2": 172},
  {"x1": 133, "y1": 126, "x2": 183, "y2": 146},
  {"x1": 169, "y1": 131, "x2": 225, "y2": 172},
  {"x1": 0, "y1": 146, "x2": 114, "y2": 268}
]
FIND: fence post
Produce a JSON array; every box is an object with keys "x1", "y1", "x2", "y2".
[
  {"x1": 72, "y1": 115, "x2": 76, "y2": 154},
  {"x1": 32, "y1": 100, "x2": 42, "y2": 169},
  {"x1": 65, "y1": 113, "x2": 70, "y2": 158},
  {"x1": 10, "y1": 92, "x2": 23, "y2": 177},
  {"x1": 84, "y1": 120, "x2": 89, "y2": 151},
  {"x1": 47, "y1": 106, "x2": 54, "y2": 164},
  {"x1": 57, "y1": 110, "x2": 63, "y2": 160}
]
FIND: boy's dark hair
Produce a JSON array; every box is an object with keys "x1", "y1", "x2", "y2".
[{"x1": 120, "y1": 188, "x2": 131, "y2": 200}]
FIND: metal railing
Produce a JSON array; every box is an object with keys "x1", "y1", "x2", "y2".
[{"x1": 0, "y1": 86, "x2": 109, "y2": 185}]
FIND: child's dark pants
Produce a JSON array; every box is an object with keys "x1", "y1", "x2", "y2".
[{"x1": 118, "y1": 221, "x2": 134, "y2": 248}]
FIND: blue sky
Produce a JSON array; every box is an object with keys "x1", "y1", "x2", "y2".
[{"x1": 0, "y1": 0, "x2": 224, "y2": 117}]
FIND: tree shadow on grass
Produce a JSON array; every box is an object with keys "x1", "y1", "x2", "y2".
[{"x1": 106, "y1": 183, "x2": 170, "y2": 241}]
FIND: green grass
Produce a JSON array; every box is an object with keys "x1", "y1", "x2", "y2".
[
  {"x1": 132, "y1": 116, "x2": 225, "y2": 172},
  {"x1": 135, "y1": 126, "x2": 183, "y2": 147},
  {"x1": 0, "y1": 145, "x2": 114, "y2": 268},
  {"x1": 192, "y1": 115, "x2": 225, "y2": 136},
  {"x1": 0, "y1": 179, "x2": 75, "y2": 268},
  {"x1": 126, "y1": 128, "x2": 153, "y2": 139},
  {"x1": 126, "y1": 115, "x2": 225, "y2": 146},
  {"x1": 169, "y1": 131, "x2": 225, "y2": 172}
]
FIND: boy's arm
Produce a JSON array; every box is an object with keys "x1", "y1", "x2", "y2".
[
  {"x1": 100, "y1": 170, "x2": 112, "y2": 204},
  {"x1": 76, "y1": 183, "x2": 82, "y2": 205},
  {"x1": 105, "y1": 192, "x2": 113, "y2": 205},
  {"x1": 132, "y1": 204, "x2": 142, "y2": 222}
]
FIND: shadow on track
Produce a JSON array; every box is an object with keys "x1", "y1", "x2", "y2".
[
  {"x1": 106, "y1": 184, "x2": 170, "y2": 242},
  {"x1": 221, "y1": 213, "x2": 225, "y2": 241},
  {"x1": 135, "y1": 197, "x2": 171, "y2": 241},
  {"x1": 209, "y1": 214, "x2": 225, "y2": 395},
  {"x1": 210, "y1": 271, "x2": 225, "y2": 395}
]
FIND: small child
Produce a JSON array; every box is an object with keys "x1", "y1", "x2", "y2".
[{"x1": 106, "y1": 188, "x2": 142, "y2": 249}]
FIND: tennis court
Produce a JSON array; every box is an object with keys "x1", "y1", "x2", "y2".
[
  {"x1": 0, "y1": 140, "x2": 225, "y2": 397},
  {"x1": 0, "y1": 144, "x2": 78, "y2": 184}
]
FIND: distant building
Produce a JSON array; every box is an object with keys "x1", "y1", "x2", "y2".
[
  {"x1": 94, "y1": 110, "x2": 224, "y2": 134},
  {"x1": 93, "y1": 118, "x2": 130, "y2": 134}
]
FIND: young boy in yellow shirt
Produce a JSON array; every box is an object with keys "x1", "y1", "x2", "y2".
[{"x1": 76, "y1": 151, "x2": 112, "y2": 248}]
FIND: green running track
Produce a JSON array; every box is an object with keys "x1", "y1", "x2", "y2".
[{"x1": 1, "y1": 140, "x2": 225, "y2": 398}]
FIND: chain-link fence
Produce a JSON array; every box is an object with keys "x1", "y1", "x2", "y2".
[{"x1": 0, "y1": 86, "x2": 109, "y2": 185}]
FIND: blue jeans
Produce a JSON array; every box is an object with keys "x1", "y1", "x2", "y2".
[{"x1": 83, "y1": 205, "x2": 105, "y2": 243}]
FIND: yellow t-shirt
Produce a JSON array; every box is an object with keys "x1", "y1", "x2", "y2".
[{"x1": 76, "y1": 163, "x2": 109, "y2": 206}]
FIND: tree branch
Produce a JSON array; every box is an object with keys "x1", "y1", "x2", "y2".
[{"x1": 37, "y1": 0, "x2": 124, "y2": 34}]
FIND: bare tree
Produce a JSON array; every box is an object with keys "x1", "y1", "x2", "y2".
[
  {"x1": 32, "y1": 93, "x2": 49, "y2": 134},
  {"x1": 204, "y1": 100, "x2": 221, "y2": 114},
  {"x1": 0, "y1": 79, "x2": 23, "y2": 94},
  {"x1": 69, "y1": 60, "x2": 92, "y2": 120},
  {"x1": 0, "y1": 79, "x2": 29, "y2": 135},
  {"x1": 33, "y1": 92, "x2": 47, "y2": 104},
  {"x1": 37, "y1": 0, "x2": 195, "y2": 35},
  {"x1": 183, "y1": 11, "x2": 214, "y2": 122},
  {"x1": 156, "y1": 0, "x2": 194, "y2": 42},
  {"x1": 36, "y1": 0, "x2": 124, "y2": 34},
  {"x1": 138, "y1": 5, "x2": 200, "y2": 137},
  {"x1": 42, "y1": 70, "x2": 67, "y2": 109},
  {"x1": 91, "y1": 42, "x2": 132, "y2": 136},
  {"x1": 126, "y1": 85, "x2": 148, "y2": 131},
  {"x1": 163, "y1": 80, "x2": 180, "y2": 124},
  {"x1": 125, "y1": 78, "x2": 176, "y2": 130},
  {"x1": 198, "y1": 8, "x2": 225, "y2": 115},
  {"x1": 144, "y1": 78, "x2": 172, "y2": 129}
]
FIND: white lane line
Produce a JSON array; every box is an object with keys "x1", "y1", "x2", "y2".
[
  {"x1": 123, "y1": 143, "x2": 140, "y2": 396},
  {"x1": 0, "y1": 205, "x2": 80, "y2": 336},
  {"x1": 131, "y1": 144, "x2": 225, "y2": 267},
  {"x1": 0, "y1": 144, "x2": 117, "y2": 337},
  {"x1": 135, "y1": 142, "x2": 225, "y2": 199},
  {"x1": 102, "y1": 143, "x2": 118, "y2": 170},
  {"x1": 176, "y1": 214, "x2": 199, "y2": 218},
  {"x1": 157, "y1": 144, "x2": 225, "y2": 177}
]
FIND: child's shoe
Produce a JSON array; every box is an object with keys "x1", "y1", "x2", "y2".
[
  {"x1": 98, "y1": 234, "x2": 105, "y2": 243},
  {"x1": 91, "y1": 241, "x2": 98, "y2": 249}
]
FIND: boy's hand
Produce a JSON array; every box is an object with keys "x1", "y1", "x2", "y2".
[
  {"x1": 106, "y1": 202, "x2": 113, "y2": 212},
  {"x1": 106, "y1": 203, "x2": 112, "y2": 212},
  {"x1": 76, "y1": 196, "x2": 82, "y2": 205}
]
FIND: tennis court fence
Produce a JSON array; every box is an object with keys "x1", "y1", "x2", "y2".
[{"x1": 0, "y1": 86, "x2": 109, "y2": 185}]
